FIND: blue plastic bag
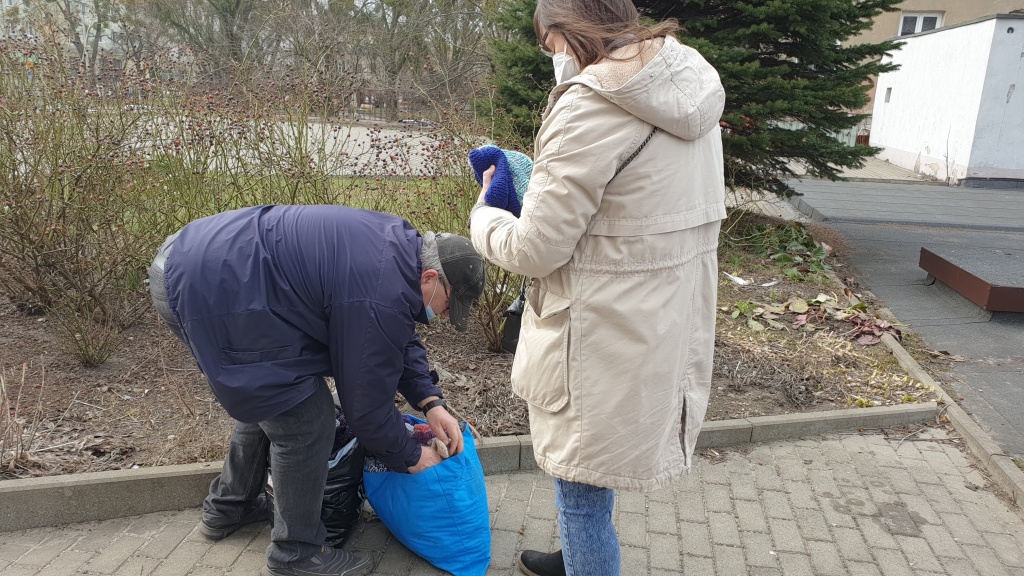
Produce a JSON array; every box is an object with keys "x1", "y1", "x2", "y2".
[{"x1": 363, "y1": 417, "x2": 490, "y2": 576}]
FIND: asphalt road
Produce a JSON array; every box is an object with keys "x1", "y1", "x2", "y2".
[{"x1": 789, "y1": 179, "x2": 1024, "y2": 459}]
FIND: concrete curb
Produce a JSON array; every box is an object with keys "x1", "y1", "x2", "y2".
[
  {"x1": 881, "y1": 332, "x2": 1024, "y2": 507},
  {"x1": 821, "y1": 263, "x2": 1024, "y2": 508},
  {"x1": 788, "y1": 175, "x2": 947, "y2": 187},
  {"x1": 786, "y1": 196, "x2": 827, "y2": 223},
  {"x1": 0, "y1": 461, "x2": 222, "y2": 533},
  {"x1": 785, "y1": 187, "x2": 1023, "y2": 233},
  {"x1": 0, "y1": 404, "x2": 938, "y2": 533},
  {"x1": 840, "y1": 177, "x2": 947, "y2": 186},
  {"x1": 697, "y1": 404, "x2": 937, "y2": 448}
]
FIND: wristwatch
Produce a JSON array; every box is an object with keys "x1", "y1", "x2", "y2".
[{"x1": 420, "y1": 398, "x2": 447, "y2": 415}]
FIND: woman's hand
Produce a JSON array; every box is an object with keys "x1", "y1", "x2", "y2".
[{"x1": 477, "y1": 165, "x2": 497, "y2": 204}]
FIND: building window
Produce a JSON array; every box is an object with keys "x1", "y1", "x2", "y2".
[
  {"x1": 4, "y1": 0, "x2": 13, "y2": 7},
  {"x1": 899, "y1": 12, "x2": 943, "y2": 36},
  {"x1": 884, "y1": 87, "x2": 892, "y2": 103}
]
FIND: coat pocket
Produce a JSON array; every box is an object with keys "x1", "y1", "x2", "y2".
[
  {"x1": 220, "y1": 345, "x2": 297, "y2": 365},
  {"x1": 510, "y1": 293, "x2": 571, "y2": 413}
]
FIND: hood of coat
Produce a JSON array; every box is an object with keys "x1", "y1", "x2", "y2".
[{"x1": 545, "y1": 35, "x2": 725, "y2": 141}]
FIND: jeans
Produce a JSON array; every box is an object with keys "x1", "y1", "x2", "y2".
[
  {"x1": 554, "y1": 478, "x2": 620, "y2": 576},
  {"x1": 204, "y1": 381, "x2": 335, "y2": 566}
]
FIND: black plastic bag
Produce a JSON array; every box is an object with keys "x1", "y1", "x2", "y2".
[
  {"x1": 320, "y1": 436, "x2": 365, "y2": 547},
  {"x1": 501, "y1": 281, "x2": 527, "y2": 354},
  {"x1": 266, "y1": 405, "x2": 365, "y2": 547}
]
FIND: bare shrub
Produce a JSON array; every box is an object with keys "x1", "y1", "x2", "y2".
[
  {"x1": 0, "y1": 27, "x2": 524, "y2": 365},
  {"x1": 0, "y1": 37, "x2": 167, "y2": 364},
  {"x1": 0, "y1": 364, "x2": 45, "y2": 473}
]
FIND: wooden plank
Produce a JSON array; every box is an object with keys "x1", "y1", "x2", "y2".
[{"x1": 919, "y1": 247, "x2": 1024, "y2": 313}]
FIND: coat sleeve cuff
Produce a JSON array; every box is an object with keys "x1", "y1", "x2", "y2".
[
  {"x1": 405, "y1": 370, "x2": 443, "y2": 411},
  {"x1": 402, "y1": 442, "x2": 422, "y2": 471}
]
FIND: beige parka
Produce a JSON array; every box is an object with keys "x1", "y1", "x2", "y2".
[{"x1": 470, "y1": 35, "x2": 726, "y2": 492}]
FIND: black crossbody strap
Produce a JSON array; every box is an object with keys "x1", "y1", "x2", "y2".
[{"x1": 612, "y1": 126, "x2": 659, "y2": 178}]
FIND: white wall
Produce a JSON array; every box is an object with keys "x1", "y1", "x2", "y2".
[
  {"x1": 969, "y1": 17, "x2": 1024, "y2": 180},
  {"x1": 870, "y1": 19, "x2": 997, "y2": 181}
]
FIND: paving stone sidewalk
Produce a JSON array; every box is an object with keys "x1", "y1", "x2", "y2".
[{"x1": 2, "y1": 426, "x2": 1023, "y2": 576}]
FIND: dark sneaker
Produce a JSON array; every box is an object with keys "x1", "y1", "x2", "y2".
[
  {"x1": 263, "y1": 547, "x2": 374, "y2": 576},
  {"x1": 199, "y1": 494, "x2": 271, "y2": 541},
  {"x1": 517, "y1": 549, "x2": 566, "y2": 576}
]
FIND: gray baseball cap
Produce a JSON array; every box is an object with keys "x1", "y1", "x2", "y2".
[{"x1": 435, "y1": 233, "x2": 486, "y2": 332}]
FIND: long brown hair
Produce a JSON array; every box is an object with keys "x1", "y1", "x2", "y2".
[{"x1": 533, "y1": 0, "x2": 680, "y2": 68}]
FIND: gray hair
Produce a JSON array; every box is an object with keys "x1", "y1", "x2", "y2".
[{"x1": 420, "y1": 232, "x2": 449, "y2": 287}]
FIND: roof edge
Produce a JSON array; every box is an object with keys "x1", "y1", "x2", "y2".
[{"x1": 894, "y1": 13, "x2": 1024, "y2": 40}]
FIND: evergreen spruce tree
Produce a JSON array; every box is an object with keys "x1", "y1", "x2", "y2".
[
  {"x1": 478, "y1": 0, "x2": 551, "y2": 145},
  {"x1": 483, "y1": 0, "x2": 901, "y2": 195},
  {"x1": 636, "y1": 0, "x2": 903, "y2": 195}
]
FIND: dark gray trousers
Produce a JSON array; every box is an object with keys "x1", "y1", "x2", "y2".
[
  {"x1": 147, "y1": 232, "x2": 335, "y2": 566},
  {"x1": 208, "y1": 383, "x2": 335, "y2": 565}
]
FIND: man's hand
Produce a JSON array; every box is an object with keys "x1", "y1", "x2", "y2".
[
  {"x1": 425, "y1": 404, "x2": 465, "y2": 457},
  {"x1": 408, "y1": 444, "x2": 442, "y2": 474}
]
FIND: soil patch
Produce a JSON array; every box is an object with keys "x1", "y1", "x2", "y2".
[{"x1": 0, "y1": 250, "x2": 954, "y2": 480}]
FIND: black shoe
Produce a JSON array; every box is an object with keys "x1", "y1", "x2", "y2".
[
  {"x1": 517, "y1": 549, "x2": 566, "y2": 576},
  {"x1": 263, "y1": 547, "x2": 374, "y2": 576},
  {"x1": 199, "y1": 494, "x2": 271, "y2": 540}
]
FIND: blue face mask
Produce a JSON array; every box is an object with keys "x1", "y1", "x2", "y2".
[{"x1": 425, "y1": 280, "x2": 440, "y2": 322}]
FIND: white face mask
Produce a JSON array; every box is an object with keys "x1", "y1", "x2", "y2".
[
  {"x1": 424, "y1": 280, "x2": 439, "y2": 322},
  {"x1": 551, "y1": 49, "x2": 579, "y2": 85}
]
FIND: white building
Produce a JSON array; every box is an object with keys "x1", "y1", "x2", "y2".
[{"x1": 870, "y1": 14, "x2": 1024, "y2": 185}]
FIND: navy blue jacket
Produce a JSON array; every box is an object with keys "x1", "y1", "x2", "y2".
[{"x1": 164, "y1": 205, "x2": 442, "y2": 471}]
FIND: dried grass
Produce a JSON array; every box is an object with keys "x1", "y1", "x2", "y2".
[{"x1": 714, "y1": 324, "x2": 938, "y2": 411}]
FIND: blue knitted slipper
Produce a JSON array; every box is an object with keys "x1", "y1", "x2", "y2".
[{"x1": 469, "y1": 145, "x2": 533, "y2": 218}]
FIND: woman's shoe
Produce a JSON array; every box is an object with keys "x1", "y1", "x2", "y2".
[{"x1": 516, "y1": 549, "x2": 566, "y2": 576}]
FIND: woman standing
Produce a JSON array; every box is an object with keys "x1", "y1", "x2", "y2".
[{"x1": 469, "y1": 0, "x2": 726, "y2": 574}]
